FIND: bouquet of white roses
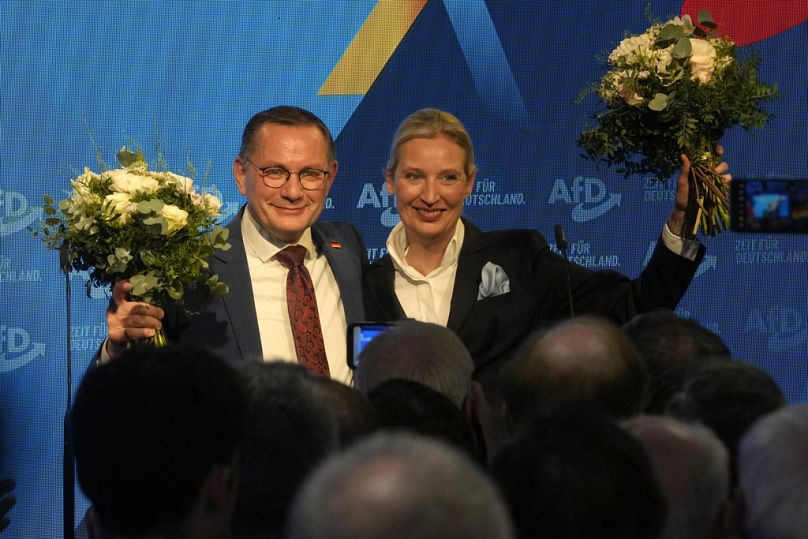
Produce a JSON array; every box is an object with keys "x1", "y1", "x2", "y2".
[
  {"x1": 38, "y1": 147, "x2": 230, "y2": 326},
  {"x1": 578, "y1": 10, "x2": 777, "y2": 236}
]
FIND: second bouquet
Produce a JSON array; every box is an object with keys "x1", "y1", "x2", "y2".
[
  {"x1": 39, "y1": 147, "x2": 231, "y2": 343},
  {"x1": 578, "y1": 11, "x2": 778, "y2": 236}
]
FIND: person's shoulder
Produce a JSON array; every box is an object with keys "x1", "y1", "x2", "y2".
[
  {"x1": 313, "y1": 221, "x2": 366, "y2": 261},
  {"x1": 314, "y1": 220, "x2": 361, "y2": 240},
  {"x1": 368, "y1": 252, "x2": 392, "y2": 270},
  {"x1": 222, "y1": 205, "x2": 247, "y2": 240},
  {"x1": 311, "y1": 221, "x2": 362, "y2": 248}
]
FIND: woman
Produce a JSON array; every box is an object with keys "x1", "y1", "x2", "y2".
[{"x1": 364, "y1": 108, "x2": 727, "y2": 384}]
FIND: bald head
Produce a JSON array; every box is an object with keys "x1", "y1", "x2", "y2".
[
  {"x1": 502, "y1": 316, "x2": 646, "y2": 420},
  {"x1": 355, "y1": 320, "x2": 474, "y2": 407},
  {"x1": 539, "y1": 319, "x2": 627, "y2": 371},
  {"x1": 288, "y1": 433, "x2": 513, "y2": 539}
]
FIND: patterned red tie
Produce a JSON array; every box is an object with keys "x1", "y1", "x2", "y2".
[{"x1": 275, "y1": 245, "x2": 330, "y2": 377}]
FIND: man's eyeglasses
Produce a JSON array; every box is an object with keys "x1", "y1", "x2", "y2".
[{"x1": 241, "y1": 156, "x2": 329, "y2": 190}]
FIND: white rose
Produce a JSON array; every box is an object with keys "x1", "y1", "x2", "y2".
[
  {"x1": 103, "y1": 192, "x2": 134, "y2": 225},
  {"x1": 609, "y1": 32, "x2": 654, "y2": 64},
  {"x1": 69, "y1": 188, "x2": 101, "y2": 207},
  {"x1": 107, "y1": 169, "x2": 160, "y2": 194},
  {"x1": 150, "y1": 171, "x2": 194, "y2": 193},
  {"x1": 169, "y1": 172, "x2": 194, "y2": 193},
  {"x1": 202, "y1": 193, "x2": 222, "y2": 216},
  {"x1": 669, "y1": 15, "x2": 694, "y2": 33},
  {"x1": 159, "y1": 204, "x2": 189, "y2": 234},
  {"x1": 71, "y1": 167, "x2": 101, "y2": 198},
  {"x1": 689, "y1": 39, "x2": 717, "y2": 84}
]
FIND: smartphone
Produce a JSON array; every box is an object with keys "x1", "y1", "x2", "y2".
[
  {"x1": 730, "y1": 179, "x2": 808, "y2": 233},
  {"x1": 347, "y1": 322, "x2": 395, "y2": 369}
]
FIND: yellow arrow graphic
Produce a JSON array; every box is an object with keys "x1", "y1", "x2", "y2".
[{"x1": 319, "y1": 0, "x2": 428, "y2": 96}]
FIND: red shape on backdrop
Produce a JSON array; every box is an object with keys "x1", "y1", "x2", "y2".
[{"x1": 681, "y1": 0, "x2": 808, "y2": 45}]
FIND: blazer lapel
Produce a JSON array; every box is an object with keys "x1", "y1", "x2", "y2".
[
  {"x1": 211, "y1": 207, "x2": 262, "y2": 361},
  {"x1": 447, "y1": 220, "x2": 489, "y2": 331},
  {"x1": 365, "y1": 257, "x2": 406, "y2": 320},
  {"x1": 313, "y1": 223, "x2": 365, "y2": 324}
]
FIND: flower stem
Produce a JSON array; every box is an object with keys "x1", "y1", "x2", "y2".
[
  {"x1": 688, "y1": 158, "x2": 730, "y2": 236},
  {"x1": 126, "y1": 328, "x2": 168, "y2": 349}
]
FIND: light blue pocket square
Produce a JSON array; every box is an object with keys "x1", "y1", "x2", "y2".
[{"x1": 477, "y1": 262, "x2": 511, "y2": 300}]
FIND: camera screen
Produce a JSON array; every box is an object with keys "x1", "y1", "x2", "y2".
[
  {"x1": 751, "y1": 193, "x2": 789, "y2": 219},
  {"x1": 348, "y1": 323, "x2": 395, "y2": 369},
  {"x1": 731, "y1": 180, "x2": 808, "y2": 233}
]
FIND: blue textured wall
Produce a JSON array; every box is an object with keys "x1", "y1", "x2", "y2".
[{"x1": 1, "y1": 1, "x2": 805, "y2": 535}]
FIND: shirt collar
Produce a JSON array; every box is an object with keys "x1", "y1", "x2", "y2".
[
  {"x1": 386, "y1": 219, "x2": 465, "y2": 278},
  {"x1": 241, "y1": 206, "x2": 317, "y2": 263}
]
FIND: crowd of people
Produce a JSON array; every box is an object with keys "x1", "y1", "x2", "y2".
[
  {"x1": 5, "y1": 105, "x2": 802, "y2": 537},
  {"x1": 69, "y1": 315, "x2": 803, "y2": 539}
]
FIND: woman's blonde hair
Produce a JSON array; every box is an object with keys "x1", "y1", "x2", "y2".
[{"x1": 386, "y1": 108, "x2": 476, "y2": 178}]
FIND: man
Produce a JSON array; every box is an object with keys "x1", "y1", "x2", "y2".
[
  {"x1": 353, "y1": 320, "x2": 494, "y2": 458},
  {"x1": 104, "y1": 106, "x2": 365, "y2": 382},
  {"x1": 71, "y1": 344, "x2": 245, "y2": 538},
  {"x1": 737, "y1": 404, "x2": 808, "y2": 539},
  {"x1": 491, "y1": 398, "x2": 664, "y2": 539},
  {"x1": 232, "y1": 362, "x2": 338, "y2": 538},
  {"x1": 368, "y1": 379, "x2": 478, "y2": 460},
  {"x1": 623, "y1": 415, "x2": 732, "y2": 539},
  {"x1": 309, "y1": 376, "x2": 379, "y2": 447},
  {"x1": 286, "y1": 432, "x2": 513, "y2": 539},
  {"x1": 354, "y1": 319, "x2": 474, "y2": 408},
  {"x1": 666, "y1": 360, "x2": 786, "y2": 489},
  {"x1": 623, "y1": 310, "x2": 732, "y2": 413},
  {"x1": 500, "y1": 315, "x2": 647, "y2": 425}
]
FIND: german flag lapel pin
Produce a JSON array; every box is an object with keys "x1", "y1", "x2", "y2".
[{"x1": 329, "y1": 241, "x2": 342, "y2": 249}]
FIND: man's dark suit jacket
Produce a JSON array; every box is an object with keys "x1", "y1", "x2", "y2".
[
  {"x1": 167, "y1": 206, "x2": 366, "y2": 362},
  {"x1": 364, "y1": 219, "x2": 704, "y2": 381}
]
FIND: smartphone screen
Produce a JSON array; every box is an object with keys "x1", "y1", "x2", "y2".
[
  {"x1": 347, "y1": 322, "x2": 395, "y2": 369},
  {"x1": 730, "y1": 179, "x2": 808, "y2": 233}
]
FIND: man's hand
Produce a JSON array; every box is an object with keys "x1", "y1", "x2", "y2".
[
  {"x1": 106, "y1": 280, "x2": 165, "y2": 359},
  {"x1": 667, "y1": 146, "x2": 731, "y2": 237}
]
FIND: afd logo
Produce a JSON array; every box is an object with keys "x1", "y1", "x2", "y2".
[
  {"x1": 356, "y1": 182, "x2": 399, "y2": 228},
  {"x1": 548, "y1": 177, "x2": 621, "y2": 223},
  {"x1": 745, "y1": 305, "x2": 808, "y2": 353},
  {"x1": 0, "y1": 325, "x2": 45, "y2": 372},
  {"x1": 0, "y1": 189, "x2": 43, "y2": 237},
  {"x1": 643, "y1": 242, "x2": 717, "y2": 279}
]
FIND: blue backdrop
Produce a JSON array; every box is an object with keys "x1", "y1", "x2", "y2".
[{"x1": 1, "y1": 1, "x2": 806, "y2": 535}]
